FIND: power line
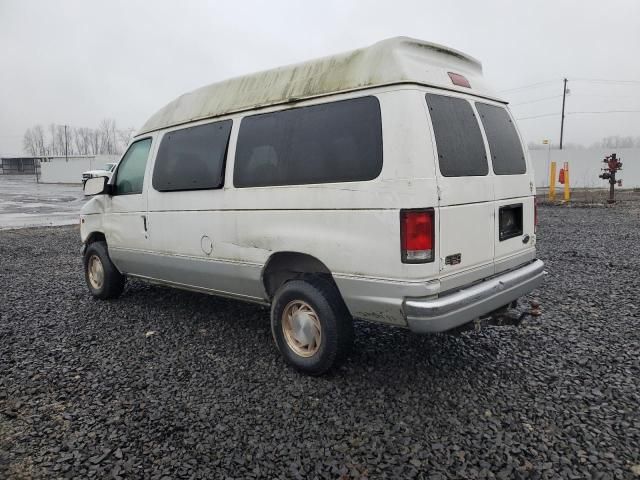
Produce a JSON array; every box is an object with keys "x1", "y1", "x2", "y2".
[
  {"x1": 497, "y1": 79, "x2": 560, "y2": 94},
  {"x1": 510, "y1": 94, "x2": 563, "y2": 106},
  {"x1": 502, "y1": 78, "x2": 640, "y2": 93},
  {"x1": 565, "y1": 93, "x2": 637, "y2": 99},
  {"x1": 515, "y1": 113, "x2": 561, "y2": 120},
  {"x1": 516, "y1": 109, "x2": 640, "y2": 120},
  {"x1": 510, "y1": 91, "x2": 639, "y2": 104},
  {"x1": 567, "y1": 110, "x2": 640, "y2": 115},
  {"x1": 571, "y1": 78, "x2": 640, "y2": 85}
]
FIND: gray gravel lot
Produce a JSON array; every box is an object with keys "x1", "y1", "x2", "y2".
[{"x1": 1, "y1": 204, "x2": 639, "y2": 479}]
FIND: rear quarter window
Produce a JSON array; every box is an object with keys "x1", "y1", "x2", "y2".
[
  {"x1": 233, "y1": 96, "x2": 382, "y2": 187},
  {"x1": 425, "y1": 93, "x2": 488, "y2": 177},
  {"x1": 475, "y1": 103, "x2": 526, "y2": 175},
  {"x1": 153, "y1": 120, "x2": 232, "y2": 192}
]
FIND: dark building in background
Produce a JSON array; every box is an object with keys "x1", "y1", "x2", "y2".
[{"x1": 0, "y1": 156, "x2": 40, "y2": 175}]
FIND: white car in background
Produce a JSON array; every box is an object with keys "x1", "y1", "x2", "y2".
[{"x1": 82, "y1": 163, "x2": 116, "y2": 183}]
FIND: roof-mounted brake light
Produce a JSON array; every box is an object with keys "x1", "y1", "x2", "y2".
[{"x1": 448, "y1": 72, "x2": 471, "y2": 88}]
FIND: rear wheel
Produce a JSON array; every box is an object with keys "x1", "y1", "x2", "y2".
[
  {"x1": 84, "y1": 241, "x2": 125, "y2": 299},
  {"x1": 271, "y1": 276, "x2": 353, "y2": 375}
]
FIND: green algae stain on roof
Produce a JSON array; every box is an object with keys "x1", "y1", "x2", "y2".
[{"x1": 138, "y1": 36, "x2": 501, "y2": 135}]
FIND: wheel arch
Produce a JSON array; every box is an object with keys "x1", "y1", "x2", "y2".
[
  {"x1": 85, "y1": 231, "x2": 106, "y2": 245},
  {"x1": 81, "y1": 231, "x2": 107, "y2": 257},
  {"x1": 261, "y1": 251, "x2": 345, "y2": 305}
]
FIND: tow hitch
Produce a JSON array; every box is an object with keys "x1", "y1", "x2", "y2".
[
  {"x1": 451, "y1": 300, "x2": 542, "y2": 334},
  {"x1": 478, "y1": 299, "x2": 542, "y2": 329}
]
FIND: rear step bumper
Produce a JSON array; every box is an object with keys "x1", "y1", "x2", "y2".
[{"x1": 403, "y1": 259, "x2": 546, "y2": 333}]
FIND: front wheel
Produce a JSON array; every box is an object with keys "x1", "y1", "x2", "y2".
[
  {"x1": 271, "y1": 277, "x2": 353, "y2": 375},
  {"x1": 83, "y1": 241, "x2": 125, "y2": 299}
]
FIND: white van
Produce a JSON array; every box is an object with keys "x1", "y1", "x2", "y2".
[{"x1": 81, "y1": 37, "x2": 545, "y2": 374}]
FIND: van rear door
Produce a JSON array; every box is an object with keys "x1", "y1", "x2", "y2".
[
  {"x1": 475, "y1": 102, "x2": 535, "y2": 269},
  {"x1": 425, "y1": 93, "x2": 495, "y2": 281}
]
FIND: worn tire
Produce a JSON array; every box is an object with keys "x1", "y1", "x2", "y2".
[
  {"x1": 271, "y1": 276, "x2": 354, "y2": 375},
  {"x1": 83, "y1": 241, "x2": 125, "y2": 299}
]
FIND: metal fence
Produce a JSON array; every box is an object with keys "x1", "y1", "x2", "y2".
[
  {"x1": 0, "y1": 157, "x2": 40, "y2": 175},
  {"x1": 0, "y1": 158, "x2": 43, "y2": 183}
]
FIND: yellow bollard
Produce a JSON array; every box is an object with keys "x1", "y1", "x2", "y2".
[
  {"x1": 549, "y1": 161, "x2": 556, "y2": 201},
  {"x1": 563, "y1": 161, "x2": 570, "y2": 202}
]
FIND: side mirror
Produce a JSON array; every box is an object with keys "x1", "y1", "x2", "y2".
[{"x1": 84, "y1": 176, "x2": 110, "y2": 196}]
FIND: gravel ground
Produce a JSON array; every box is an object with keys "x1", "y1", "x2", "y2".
[{"x1": 1, "y1": 205, "x2": 639, "y2": 479}]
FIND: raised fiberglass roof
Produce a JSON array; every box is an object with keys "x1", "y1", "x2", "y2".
[{"x1": 138, "y1": 36, "x2": 503, "y2": 135}]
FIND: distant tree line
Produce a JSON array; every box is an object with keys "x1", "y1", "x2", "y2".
[
  {"x1": 22, "y1": 120, "x2": 135, "y2": 157},
  {"x1": 528, "y1": 135, "x2": 640, "y2": 150},
  {"x1": 593, "y1": 135, "x2": 640, "y2": 149}
]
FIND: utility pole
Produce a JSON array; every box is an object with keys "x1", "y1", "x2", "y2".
[
  {"x1": 64, "y1": 125, "x2": 69, "y2": 162},
  {"x1": 559, "y1": 78, "x2": 567, "y2": 150}
]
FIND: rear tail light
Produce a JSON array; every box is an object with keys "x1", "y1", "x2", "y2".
[
  {"x1": 400, "y1": 209, "x2": 434, "y2": 263},
  {"x1": 534, "y1": 197, "x2": 538, "y2": 233}
]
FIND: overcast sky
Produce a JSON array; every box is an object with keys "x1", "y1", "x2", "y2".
[{"x1": 1, "y1": 0, "x2": 639, "y2": 155}]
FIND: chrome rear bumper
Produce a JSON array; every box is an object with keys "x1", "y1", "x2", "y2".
[{"x1": 403, "y1": 259, "x2": 546, "y2": 333}]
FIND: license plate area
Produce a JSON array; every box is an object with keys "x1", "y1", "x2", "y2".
[{"x1": 499, "y1": 204, "x2": 523, "y2": 241}]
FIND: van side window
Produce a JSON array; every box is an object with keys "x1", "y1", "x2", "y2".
[
  {"x1": 233, "y1": 96, "x2": 382, "y2": 187},
  {"x1": 114, "y1": 138, "x2": 152, "y2": 195},
  {"x1": 425, "y1": 94, "x2": 488, "y2": 177},
  {"x1": 475, "y1": 103, "x2": 526, "y2": 175},
  {"x1": 152, "y1": 120, "x2": 232, "y2": 192}
]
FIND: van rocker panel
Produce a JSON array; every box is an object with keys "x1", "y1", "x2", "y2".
[{"x1": 403, "y1": 259, "x2": 545, "y2": 333}]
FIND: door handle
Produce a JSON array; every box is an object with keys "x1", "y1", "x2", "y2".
[{"x1": 142, "y1": 215, "x2": 147, "y2": 232}]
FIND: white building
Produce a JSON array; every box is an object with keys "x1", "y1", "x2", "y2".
[{"x1": 38, "y1": 155, "x2": 120, "y2": 184}]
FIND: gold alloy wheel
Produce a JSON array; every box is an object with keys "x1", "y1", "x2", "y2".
[
  {"x1": 282, "y1": 300, "x2": 322, "y2": 357},
  {"x1": 87, "y1": 254, "x2": 105, "y2": 290}
]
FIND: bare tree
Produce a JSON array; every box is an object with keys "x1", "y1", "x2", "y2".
[
  {"x1": 81, "y1": 128, "x2": 95, "y2": 155},
  {"x1": 48, "y1": 124, "x2": 58, "y2": 155},
  {"x1": 75, "y1": 127, "x2": 93, "y2": 155},
  {"x1": 117, "y1": 127, "x2": 135, "y2": 152},
  {"x1": 602, "y1": 135, "x2": 624, "y2": 149},
  {"x1": 23, "y1": 128, "x2": 37, "y2": 156},
  {"x1": 620, "y1": 136, "x2": 634, "y2": 148},
  {"x1": 32, "y1": 125, "x2": 47, "y2": 155},
  {"x1": 54, "y1": 125, "x2": 68, "y2": 157},
  {"x1": 68, "y1": 127, "x2": 78, "y2": 155},
  {"x1": 23, "y1": 121, "x2": 133, "y2": 156},
  {"x1": 73, "y1": 127, "x2": 85, "y2": 155},
  {"x1": 98, "y1": 118, "x2": 118, "y2": 154},
  {"x1": 89, "y1": 128, "x2": 100, "y2": 155}
]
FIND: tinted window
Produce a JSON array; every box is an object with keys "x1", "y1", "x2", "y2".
[
  {"x1": 425, "y1": 94, "x2": 488, "y2": 177},
  {"x1": 153, "y1": 120, "x2": 232, "y2": 191},
  {"x1": 234, "y1": 96, "x2": 382, "y2": 187},
  {"x1": 114, "y1": 138, "x2": 152, "y2": 195},
  {"x1": 476, "y1": 103, "x2": 526, "y2": 175}
]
